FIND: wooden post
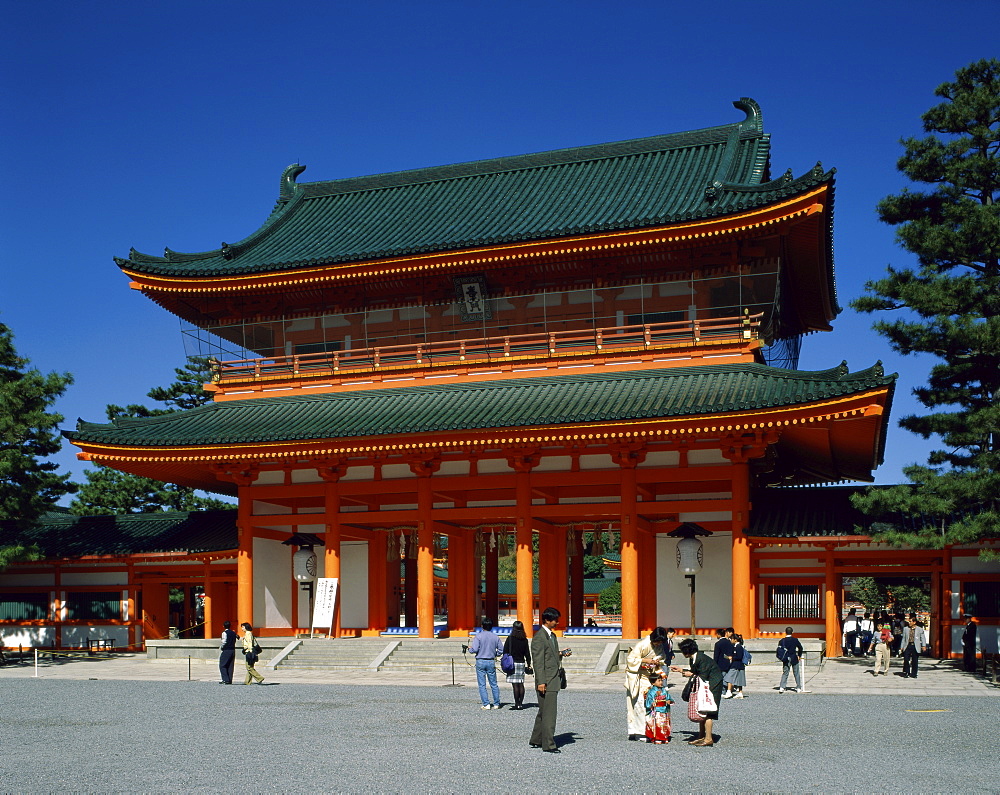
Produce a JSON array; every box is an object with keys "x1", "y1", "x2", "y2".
[
  {"x1": 824, "y1": 546, "x2": 840, "y2": 658},
  {"x1": 509, "y1": 449, "x2": 538, "y2": 636},
  {"x1": 237, "y1": 487, "x2": 254, "y2": 629},
  {"x1": 410, "y1": 456, "x2": 441, "y2": 639},
  {"x1": 730, "y1": 462, "x2": 752, "y2": 638}
]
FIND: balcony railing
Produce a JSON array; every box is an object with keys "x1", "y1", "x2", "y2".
[{"x1": 211, "y1": 312, "x2": 762, "y2": 385}]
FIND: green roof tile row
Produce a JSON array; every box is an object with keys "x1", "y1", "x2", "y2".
[
  {"x1": 1, "y1": 510, "x2": 237, "y2": 558},
  {"x1": 68, "y1": 362, "x2": 893, "y2": 449},
  {"x1": 116, "y1": 99, "x2": 832, "y2": 279}
]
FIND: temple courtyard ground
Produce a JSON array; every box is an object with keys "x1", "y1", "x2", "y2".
[{"x1": 2, "y1": 655, "x2": 997, "y2": 792}]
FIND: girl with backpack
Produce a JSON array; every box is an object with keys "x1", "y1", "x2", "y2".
[{"x1": 723, "y1": 633, "x2": 748, "y2": 699}]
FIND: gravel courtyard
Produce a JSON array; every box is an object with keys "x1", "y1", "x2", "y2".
[{"x1": 2, "y1": 678, "x2": 997, "y2": 793}]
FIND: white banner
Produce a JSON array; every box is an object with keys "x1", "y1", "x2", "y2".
[{"x1": 311, "y1": 578, "x2": 339, "y2": 636}]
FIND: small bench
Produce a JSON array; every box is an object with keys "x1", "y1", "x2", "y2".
[{"x1": 86, "y1": 637, "x2": 115, "y2": 655}]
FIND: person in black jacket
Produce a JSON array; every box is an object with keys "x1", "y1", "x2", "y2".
[
  {"x1": 503, "y1": 620, "x2": 532, "y2": 710},
  {"x1": 218, "y1": 620, "x2": 237, "y2": 684},
  {"x1": 777, "y1": 627, "x2": 808, "y2": 693},
  {"x1": 671, "y1": 638, "x2": 723, "y2": 747}
]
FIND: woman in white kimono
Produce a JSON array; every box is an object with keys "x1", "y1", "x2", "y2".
[{"x1": 624, "y1": 626, "x2": 673, "y2": 740}]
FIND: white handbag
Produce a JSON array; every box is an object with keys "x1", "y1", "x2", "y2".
[{"x1": 695, "y1": 677, "x2": 718, "y2": 714}]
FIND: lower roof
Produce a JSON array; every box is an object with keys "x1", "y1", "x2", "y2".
[{"x1": 68, "y1": 361, "x2": 894, "y2": 449}]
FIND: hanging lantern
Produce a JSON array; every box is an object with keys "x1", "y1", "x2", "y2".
[
  {"x1": 675, "y1": 537, "x2": 703, "y2": 574},
  {"x1": 668, "y1": 522, "x2": 712, "y2": 574},
  {"x1": 292, "y1": 548, "x2": 317, "y2": 582}
]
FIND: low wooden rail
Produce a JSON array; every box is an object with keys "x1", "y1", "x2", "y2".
[{"x1": 213, "y1": 313, "x2": 762, "y2": 384}]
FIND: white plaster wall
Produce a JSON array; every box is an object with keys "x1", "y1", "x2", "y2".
[
  {"x1": 291, "y1": 469, "x2": 323, "y2": 483},
  {"x1": 952, "y1": 556, "x2": 1000, "y2": 574},
  {"x1": 61, "y1": 625, "x2": 130, "y2": 647},
  {"x1": 687, "y1": 449, "x2": 726, "y2": 465},
  {"x1": 253, "y1": 500, "x2": 290, "y2": 515},
  {"x1": 0, "y1": 571, "x2": 54, "y2": 587},
  {"x1": 253, "y1": 471, "x2": 284, "y2": 485},
  {"x1": 60, "y1": 572, "x2": 127, "y2": 586},
  {"x1": 1, "y1": 627, "x2": 54, "y2": 647},
  {"x1": 254, "y1": 537, "x2": 291, "y2": 628},
  {"x1": 640, "y1": 451, "x2": 679, "y2": 468},
  {"x1": 438, "y1": 460, "x2": 469, "y2": 476},
  {"x1": 381, "y1": 464, "x2": 415, "y2": 479},
  {"x1": 533, "y1": 456, "x2": 572, "y2": 472},
  {"x1": 656, "y1": 533, "x2": 733, "y2": 629},
  {"x1": 340, "y1": 542, "x2": 369, "y2": 628},
  {"x1": 342, "y1": 465, "x2": 375, "y2": 482},
  {"x1": 478, "y1": 458, "x2": 514, "y2": 474}
]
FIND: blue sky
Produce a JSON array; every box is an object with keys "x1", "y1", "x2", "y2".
[{"x1": 2, "y1": 1, "x2": 997, "y2": 497}]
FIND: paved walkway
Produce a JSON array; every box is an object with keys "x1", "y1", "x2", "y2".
[{"x1": 3, "y1": 650, "x2": 997, "y2": 697}]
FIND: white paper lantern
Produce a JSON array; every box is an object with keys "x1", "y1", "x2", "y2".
[
  {"x1": 293, "y1": 549, "x2": 318, "y2": 582},
  {"x1": 676, "y1": 536, "x2": 703, "y2": 574}
]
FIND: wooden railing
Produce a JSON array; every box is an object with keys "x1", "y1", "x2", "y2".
[{"x1": 212, "y1": 313, "x2": 762, "y2": 384}]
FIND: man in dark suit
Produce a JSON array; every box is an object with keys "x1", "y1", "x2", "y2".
[
  {"x1": 529, "y1": 606, "x2": 571, "y2": 753},
  {"x1": 219, "y1": 620, "x2": 237, "y2": 684}
]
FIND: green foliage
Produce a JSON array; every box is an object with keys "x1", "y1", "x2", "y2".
[
  {"x1": 70, "y1": 466, "x2": 231, "y2": 514},
  {"x1": 71, "y1": 357, "x2": 231, "y2": 515},
  {"x1": 851, "y1": 59, "x2": 1000, "y2": 552},
  {"x1": 887, "y1": 581, "x2": 931, "y2": 613},
  {"x1": 0, "y1": 543, "x2": 42, "y2": 571},
  {"x1": 0, "y1": 320, "x2": 76, "y2": 542},
  {"x1": 850, "y1": 577, "x2": 888, "y2": 612},
  {"x1": 597, "y1": 580, "x2": 622, "y2": 615}
]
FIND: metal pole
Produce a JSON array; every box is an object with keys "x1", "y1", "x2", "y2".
[
  {"x1": 34, "y1": 648, "x2": 39, "y2": 677},
  {"x1": 188, "y1": 656, "x2": 191, "y2": 681}
]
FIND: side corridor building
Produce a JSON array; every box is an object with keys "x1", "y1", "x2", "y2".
[{"x1": 3, "y1": 100, "x2": 996, "y2": 657}]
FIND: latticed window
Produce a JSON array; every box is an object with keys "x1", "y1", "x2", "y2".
[
  {"x1": 964, "y1": 582, "x2": 1000, "y2": 618},
  {"x1": 0, "y1": 593, "x2": 49, "y2": 621},
  {"x1": 64, "y1": 592, "x2": 122, "y2": 621},
  {"x1": 766, "y1": 585, "x2": 820, "y2": 619}
]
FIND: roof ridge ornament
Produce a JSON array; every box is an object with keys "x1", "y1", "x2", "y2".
[
  {"x1": 279, "y1": 163, "x2": 306, "y2": 202},
  {"x1": 733, "y1": 97, "x2": 763, "y2": 134}
]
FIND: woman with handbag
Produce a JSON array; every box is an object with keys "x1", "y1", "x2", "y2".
[
  {"x1": 503, "y1": 620, "x2": 532, "y2": 710},
  {"x1": 671, "y1": 638, "x2": 723, "y2": 746},
  {"x1": 240, "y1": 622, "x2": 265, "y2": 685}
]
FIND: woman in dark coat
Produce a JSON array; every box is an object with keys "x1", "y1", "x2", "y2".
[
  {"x1": 670, "y1": 638, "x2": 723, "y2": 746},
  {"x1": 503, "y1": 620, "x2": 532, "y2": 710}
]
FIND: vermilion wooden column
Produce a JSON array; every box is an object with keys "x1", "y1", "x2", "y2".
[
  {"x1": 824, "y1": 545, "x2": 840, "y2": 657},
  {"x1": 941, "y1": 545, "x2": 953, "y2": 659},
  {"x1": 410, "y1": 457, "x2": 440, "y2": 639},
  {"x1": 368, "y1": 531, "x2": 387, "y2": 632},
  {"x1": 613, "y1": 444, "x2": 645, "y2": 640},
  {"x1": 321, "y1": 469, "x2": 343, "y2": 638},
  {"x1": 202, "y1": 560, "x2": 214, "y2": 639},
  {"x1": 509, "y1": 449, "x2": 538, "y2": 636},
  {"x1": 237, "y1": 485, "x2": 254, "y2": 629},
  {"x1": 730, "y1": 462, "x2": 751, "y2": 638}
]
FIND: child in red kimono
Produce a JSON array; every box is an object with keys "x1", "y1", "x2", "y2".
[{"x1": 644, "y1": 672, "x2": 673, "y2": 743}]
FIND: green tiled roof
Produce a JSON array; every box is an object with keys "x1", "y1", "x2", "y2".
[
  {"x1": 67, "y1": 362, "x2": 893, "y2": 449},
  {"x1": 115, "y1": 99, "x2": 832, "y2": 279},
  {"x1": 1, "y1": 510, "x2": 237, "y2": 558}
]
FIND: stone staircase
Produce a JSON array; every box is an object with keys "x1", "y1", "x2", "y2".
[
  {"x1": 378, "y1": 639, "x2": 471, "y2": 673},
  {"x1": 276, "y1": 638, "x2": 393, "y2": 670},
  {"x1": 273, "y1": 636, "x2": 623, "y2": 675}
]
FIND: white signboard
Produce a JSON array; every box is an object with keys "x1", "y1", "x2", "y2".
[{"x1": 311, "y1": 577, "x2": 339, "y2": 637}]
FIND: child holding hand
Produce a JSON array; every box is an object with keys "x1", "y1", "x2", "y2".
[{"x1": 644, "y1": 672, "x2": 673, "y2": 743}]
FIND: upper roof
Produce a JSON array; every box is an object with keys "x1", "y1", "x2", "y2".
[
  {"x1": 1, "y1": 510, "x2": 237, "y2": 558},
  {"x1": 68, "y1": 361, "x2": 893, "y2": 449},
  {"x1": 114, "y1": 99, "x2": 833, "y2": 280}
]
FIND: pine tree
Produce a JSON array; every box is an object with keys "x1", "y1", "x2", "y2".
[
  {"x1": 0, "y1": 320, "x2": 75, "y2": 566},
  {"x1": 851, "y1": 59, "x2": 1000, "y2": 555},
  {"x1": 71, "y1": 357, "x2": 232, "y2": 514}
]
